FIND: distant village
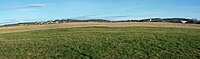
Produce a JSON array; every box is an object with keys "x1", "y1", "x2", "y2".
[{"x1": 1, "y1": 18, "x2": 200, "y2": 27}]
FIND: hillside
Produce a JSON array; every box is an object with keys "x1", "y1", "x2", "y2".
[
  {"x1": 0, "y1": 22, "x2": 200, "y2": 59},
  {"x1": 0, "y1": 22, "x2": 200, "y2": 34}
]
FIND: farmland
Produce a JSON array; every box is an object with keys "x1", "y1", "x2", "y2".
[{"x1": 0, "y1": 22, "x2": 200, "y2": 59}]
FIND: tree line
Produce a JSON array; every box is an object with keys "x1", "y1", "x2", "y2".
[{"x1": 1, "y1": 18, "x2": 200, "y2": 27}]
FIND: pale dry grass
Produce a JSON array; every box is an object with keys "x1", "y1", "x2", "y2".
[{"x1": 0, "y1": 22, "x2": 199, "y2": 34}]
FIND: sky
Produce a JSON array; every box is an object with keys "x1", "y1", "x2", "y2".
[{"x1": 0, "y1": 0, "x2": 200, "y2": 24}]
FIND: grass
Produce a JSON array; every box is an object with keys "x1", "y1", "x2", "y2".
[
  {"x1": 1, "y1": 22, "x2": 200, "y2": 34},
  {"x1": 0, "y1": 26, "x2": 200, "y2": 59}
]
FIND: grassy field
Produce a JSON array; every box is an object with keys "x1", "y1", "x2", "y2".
[
  {"x1": 0, "y1": 22, "x2": 200, "y2": 59},
  {"x1": 1, "y1": 22, "x2": 200, "y2": 34}
]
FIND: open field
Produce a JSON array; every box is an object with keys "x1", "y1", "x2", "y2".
[
  {"x1": 0, "y1": 22, "x2": 200, "y2": 34},
  {"x1": 0, "y1": 22, "x2": 200, "y2": 59}
]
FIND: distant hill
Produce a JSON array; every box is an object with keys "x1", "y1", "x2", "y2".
[
  {"x1": 138, "y1": 18, "x2": 199, "y2": 23},
  {"x1": 117, "y1": 18, "x2": 200, "y2": 24},
  {"x1": 1, "y1": 18, "x2": 199, "y2": 27}
]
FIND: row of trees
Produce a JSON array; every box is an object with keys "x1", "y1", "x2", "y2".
[
  {"x1": 0, "y1": 19, "x2": 111, "y2": 27},
  {"x1": 139, "y1": 18, "x2": 199, "y2": 24},
  {"x1": 1, "y1": 18, "x2": 200, "y2": 27},
  {"x1": 118, "y1": 18, "x2": 200, "y2": 24}
]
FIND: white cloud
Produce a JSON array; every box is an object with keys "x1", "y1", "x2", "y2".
[
  {"x1": 26, "y1": 4, "x2": 48, "y2": 8},
  {"x1": 0, "y1": 4, "x2": 48, "y2": 11}
]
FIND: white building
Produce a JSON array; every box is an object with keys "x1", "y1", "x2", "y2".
[{"x1": 181, "y1": 21, "x2": 187, "y2": 23}]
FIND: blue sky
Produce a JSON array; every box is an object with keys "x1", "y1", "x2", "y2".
[{"x1": 0, "y1": 0, "x2": 200, "y2": 24}]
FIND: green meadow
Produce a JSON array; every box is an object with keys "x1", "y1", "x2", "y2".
[{"x1": 0, "y1": 26, "x2": 199, "y2": 59}]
